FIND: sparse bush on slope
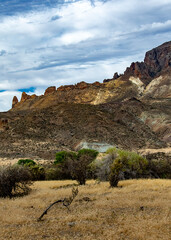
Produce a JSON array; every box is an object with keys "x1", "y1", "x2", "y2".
[
  {"x1": 0, "y1": 165, "x2": 32, "y2": 198},
  {"x1": 17, "y1": 159, "x2": 36, "y2": 166}
]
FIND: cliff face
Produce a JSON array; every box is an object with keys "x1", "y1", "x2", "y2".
[
  {"x1": 123, "y1": 41, "x2": 171, "y2": 85},
  {"x1": 0, "y1": 41, "x2": 170, "y2": 160}
]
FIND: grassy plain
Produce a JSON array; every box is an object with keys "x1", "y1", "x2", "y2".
[{"x1": 0, "y1": 179, "x2": 170, "y2": 240}]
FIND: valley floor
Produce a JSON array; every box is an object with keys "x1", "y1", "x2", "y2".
[{"x1": 0, "y1": 179, "x2": 170, "y2": 240}]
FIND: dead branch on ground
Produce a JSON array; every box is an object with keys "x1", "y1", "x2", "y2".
[{"x1": 37, "y1": 187, "x2": 78, "y2": 221}]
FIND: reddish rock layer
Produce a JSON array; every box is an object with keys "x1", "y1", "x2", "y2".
[
  {"x1": 12, "y1": 96, "x2": 18, "y2": 108},
  {"x1": 20, "y1": 92, "x2": 37, "y2": 102},
  {"x1": 57, "y1": 81, "x2": 101, "y2": 91},
  {"x1": 123, "y1": 41, "x2": 171, "y2": 84},
  {"x1": 44, "y1": 86, "x2": 56, "y2": 96},
  {"x1": 21, "y1": 92, "x2": 31, "y2": 102}
]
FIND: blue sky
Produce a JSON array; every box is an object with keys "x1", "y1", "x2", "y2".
[{"x1": 0, "y1": 0, "x2": 171, "y2": 111}]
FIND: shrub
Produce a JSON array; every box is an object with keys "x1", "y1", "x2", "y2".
[
  {"x1": 29, "y1": 164, "x2": 45, "y2": 181},
  {"x1": 17, "y1": 159, "x2": 45, "y2": 180},
  {"x1": 54, "y1": 151, "x2": 77, "y2": 165},
  {"x1": 148, "y1": 159, "x2": 171, "y2": 179},
  {"x1": 109, "y1": 149, "x2": 148, "y2": 187},
  {"x1": 69, "y1": 149, "x2": 98, "y2": 185},
  {"x1": 77, "y1": 149, "x2": 98, "y2": 160},
  {"x1": 0, "y1": 165, "x2": 32, "y2": 198},
  {"x1": 17, "y1": 159, "x2": 36, "y2": 166},
  {"x1": 54, "y1": 149, "x2": 98, "y2": 185},
  {"x1": 109, "y1": 158, "x2": 124, "y2": 187},
  {"x1": 54, "y1": 151, "x2": 77, "y2": 179},
  {"x1": 45, "y1": 166, "x2": 63, "y2": 180}
]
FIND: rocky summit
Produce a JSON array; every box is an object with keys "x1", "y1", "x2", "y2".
[{"x1": 0, "y1": 41, "x2": 171, "y2": 160}]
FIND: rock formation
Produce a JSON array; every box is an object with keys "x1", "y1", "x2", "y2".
[
  {"x1": 0, "y1": 118, "x2": 9, "y2": 131},
  {"x1": 113, "y1": 72, "x2": 120, "y2": 80},
  {"x1": 20, "y1": 92, "x2": 31, "y2": 102},
  {"x1": 12, "y1": 96, "x2": 18, "y2": 108},
  {"x1": 44, "y1": 86, "x2": 56, "y2": 95},
  {"x1": 123, "y1": 41, "x2": 171, "y2": 84}
]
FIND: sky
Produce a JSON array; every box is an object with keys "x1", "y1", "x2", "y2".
[{"x1": 0, "y1": 0, "x2": 171, "y2": 112}]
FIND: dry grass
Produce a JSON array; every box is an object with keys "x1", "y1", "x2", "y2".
[
  {"x1": 0, "y1": 158, "x2": 52, "y2": 166},
  {"x1": 138, "y1": 147, "x2": 171, "y2": 155},
  {"x1": 0, "y1": 179, "x2": 170, "y2": 240}
]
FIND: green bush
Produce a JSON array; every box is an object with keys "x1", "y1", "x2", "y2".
[
  {"x1": 54, "y1": 151, "x2": 77, "y2": 179},
  {"x1": 17, "y1": 159, "x2": 36, "y2": 166},
  {"x1": 109, "y1": 149, "x2": 148, "y2": 187},
  {"x1": 17, "y1": 159, "x2": 45, "y2": 180},
  {"x1": 29, "y1": 165, "x2": 45, "y2": 181},
  {"x1": 54, "y1": 151, "x2": 77, "y2": 165},
  {"x1": 0, "y1": 165, "x2": 32, "y2": 198},
  {"x1": 77, "y1": 149, "x2": 98, "y2": 159},
  {"x1": 54, "y1": 149, "x2": 98, "y2": 185}
]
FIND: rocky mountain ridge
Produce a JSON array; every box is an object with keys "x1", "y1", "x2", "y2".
[{"x1": 11, "y1": 41, "x2": 171, "y2": 110}]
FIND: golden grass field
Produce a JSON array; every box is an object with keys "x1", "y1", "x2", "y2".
[{"x1": 0, "y1": 179, "x2": 170, "y2": 240}]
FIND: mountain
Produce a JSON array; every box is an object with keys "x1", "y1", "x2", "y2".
[{"x1": 0, "y1": 41, "x2": 170, "y2": 160}]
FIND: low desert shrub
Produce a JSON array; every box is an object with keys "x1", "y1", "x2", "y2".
[
  {"x1": 29, "y1": 164, "x2": 45, "y2": 180},
  {"x1": 54, "y1": 151, "x2": 77, "y2": 165},
  {"x1": 17, "y1": 159, "x2": 45, "y2": 180},
  {"x1": 54, "y1": 151, "x2": 77, "y2": 179},
  {"x1": 45, "y1": 166, "x2": 63, "y2": 180},
  {"x1": 0, "y1": 165, "x2": 32, "y2": 198},
  {"x1": 70, "y1": 149, "x2": 98, "y2": 185},
  {"x1": 17, "y1": 159, "x2": 36, "y2": 166},
  {"x1": 54, "y1": 149, "x2": 98, "y2": 184},
  {"x1": 77, "y1": 149, "x2": 98, "y2": 159},
  {"x1": 148, "y1": 159, "x2": 171, "y2": 179},
  {"x1": 109, "y1": 149, "x2": 148, "y2": 187}
]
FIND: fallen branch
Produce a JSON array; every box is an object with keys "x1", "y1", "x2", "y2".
[{"x1": 37, "y1": 187, "x2": 78, "y2": 221}]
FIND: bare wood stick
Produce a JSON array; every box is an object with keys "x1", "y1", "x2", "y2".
[
  {"x1": 37, "y1": 187, "x2": 78, "y2": 221},
  {"x1": 38, "y1": 199, "x2": 64, "y2": 221}
]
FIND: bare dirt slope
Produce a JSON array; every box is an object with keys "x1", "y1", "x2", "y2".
[{"x1": 0, "y1": 99, "x2": 166, "y2": 160}]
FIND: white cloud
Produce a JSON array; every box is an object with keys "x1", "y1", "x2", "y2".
[
  {"x1": 59, "y1": 31, "x2": 94, "y2": 45},
  {"x1": 138, "y1": 20, "x2": 171, "y2": 32}
]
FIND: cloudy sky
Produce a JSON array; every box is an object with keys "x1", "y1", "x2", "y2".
[{"x1": 0, "y1": 0, "x2": 171, "y2": 111}]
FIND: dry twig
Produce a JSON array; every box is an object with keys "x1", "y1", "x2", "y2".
[{"x1": 37, "y1": 187, "x2": 78, "y2": 221}]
